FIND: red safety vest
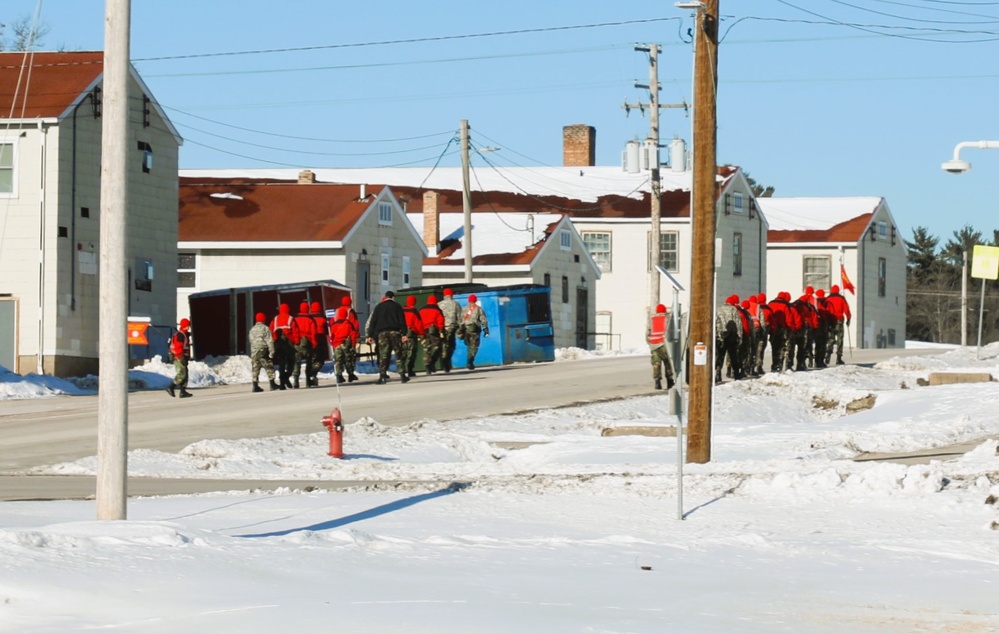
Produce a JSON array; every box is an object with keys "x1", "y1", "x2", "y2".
[{"x1": 648, "y1": 314, "x2": 667, "y2": 345}]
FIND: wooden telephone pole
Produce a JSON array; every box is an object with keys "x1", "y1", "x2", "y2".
[{"x1": 686, "y1": 0, "x2": 719, "y2": 464}]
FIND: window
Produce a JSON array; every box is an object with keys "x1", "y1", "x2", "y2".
[
  {"x1": 647, "y1": 230, "x2": 679, "y2": 272},
  {"x1": 582, "y1": 232, "x2": 611, "y2": 272},
  {"x1": 0, "y1": 140, "x2": 15, "y2": 195},
  {"x1": 733, "y1": 232, "x2": 743, "y2": 276},
  {"x1": 561, "y1": 276, "x2": 569, "y2": 303},
  {"x1": 803, "y1": 255, "x2": 831, "y2": 290},
  {"x1": 559, "y1": 229, "x2": 571, "y2": 250},
  {"x1": 378, "y1": 202, "x2": 392, "y2": 225},
  {"x1": 402, "y1": 256, "x2": 411, "y2": 286},
  {"x1": 543, "y1": 272, "x2": 551, "y2": 288},
  {"x1": 381, "y1": 253, "x2": 390, "y2": 283},
  {"x1": 137, "y1": 141, "x2": 153, "y2": 173},
  {"x1": 878, "y1": 257, "x2": 887, "y2": 297},
  {"x1": 733, "y1": 192, "x2": 744, "y2": 213},
  {"x1": 878, "y1": 221, "x2": 887, "y2": 240},
  {"x1": 178, "y1": 253, "x2": 197, "y2": 288}
]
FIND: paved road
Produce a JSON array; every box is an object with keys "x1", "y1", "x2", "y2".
[{"x1": 0, "y1": 347, "x2": 966, "y2": 501}]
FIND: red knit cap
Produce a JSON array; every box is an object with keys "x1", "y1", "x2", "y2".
[{"x1": 443, "y1": 288, "x2": 453, "y2": 296}]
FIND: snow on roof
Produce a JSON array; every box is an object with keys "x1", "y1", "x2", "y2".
[
  {"x1": 181, "y1": 166, "x2": 694, "y2": 202},
  {"x1": 758, "y1": 197, "x2": 882, "y2": 232},
  {"x1": 409, "y1": 211, "x2": 564, "y2": 261}
]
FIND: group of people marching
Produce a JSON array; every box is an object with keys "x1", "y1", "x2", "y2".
[
  {"x1": 715, "y1": 285, "x2": 852, "y2": 384},
  {"x1": 242, "y1": 288, "x2": 489, "y2": 391}
]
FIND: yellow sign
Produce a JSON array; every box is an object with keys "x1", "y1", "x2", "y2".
[{"x1": 971, "y1": 244, "x2": 999, "y2": 281}]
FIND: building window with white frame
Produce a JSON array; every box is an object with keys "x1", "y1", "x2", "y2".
[
  {"x1": 582, "y1": 231, "x2": 611, "y2": 272},
  {"x1": 378, "y1": 202, "x2": 392, "y2": 225},
  {"x1": 0, "y1": 140, "x2": 16, "y2": 196},
  {"x1": 803, "y1": 254, "x2": 831, "y2": 290},
  {"x1": 559, "y1": 229, "x2": 571, "y2": 250},
  {"x1": 733, "y1": 192, "x2": 744, "y2": 213},
  {"x1": 178, "y1": 252, "x2": 197, "y2": 288},
  {"x1": 733, "y1": 232, "x2": 743, "y2": 276},
  {"x1": 878, "y1": 221, "x2": 887, "y2": 240},
  {"x1": 647, "y1": 230, "x2": 679, "y2": 272},
  {"x1": 402, "y1": 256, "x2": 411, "y2": 286},
  {"x1": 381, "y1": 253, "x2": 390, "y2": 283}
]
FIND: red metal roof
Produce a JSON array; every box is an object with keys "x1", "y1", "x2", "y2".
[
  {"x1": 179, "y1": 177, "x2": 378, "y2": 242},
  {"x1": 0, "y1": 52, "x2": 104, "y2": 119},
  {"x1": 767, "y1": 213, "x2": 874, "y2": 244}
]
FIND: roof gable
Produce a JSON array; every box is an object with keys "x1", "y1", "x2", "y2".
[
  {"x1": 0, "y1": 52, "x2": 104, "y2": 119},
  {"x1": 178, "y1": 177, "x2": 376, "y2": 243}
]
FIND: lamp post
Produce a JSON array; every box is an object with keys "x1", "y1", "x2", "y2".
[{"x1": 942, "y1": 141, "x2": 999, "y2": 357}]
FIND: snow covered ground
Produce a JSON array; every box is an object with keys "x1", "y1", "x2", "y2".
[{"x1": 2, "y1": 344, "x2": 998, "y2": 632}]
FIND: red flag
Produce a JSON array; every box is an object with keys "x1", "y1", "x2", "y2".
[{"x1": 840, "y1": 264, "x2": 856, "y2": 295}]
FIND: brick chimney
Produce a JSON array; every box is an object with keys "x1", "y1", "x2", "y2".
[
  {"x1": 298, "y1": 169, "x2": 316, "y2": 184},
  {"x1": 423, "y1": 191, "x2": 440, "y2": 253},
  {"x1": 563, "y1": 124, "x2": 595, "y2": 167}
]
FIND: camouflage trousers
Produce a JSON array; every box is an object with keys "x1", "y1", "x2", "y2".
[
  {"x1": 172, "y1": 355, "x2": 189, "y2": 388},
  {"x1": 310, "y1": 341, "x2": 328, "y2": 377},
  {"x1": 812, "y1": 326, "x2": 829, "y2": 367},
  {"x1": 402, "y1": 334, "x2": 420, "y2": 374},
  {"x1": 827, "y1": 320, "x2": 846, "y2": 363},
  {"x1": 293, "y1": 340, "x2": 314, "y2": 381},
  {"x1": 753, "y1": 328, "x2": 768, "y2": 373},
  {"x1": 441, "y1": 325, "x2": 459, "y2": 372},
  {"x1": 251, "y1": 348, "x2": 275, "y2": 382},
  {"x1": 770, "y1": 330, "x2": 788, "y2": 372},
  {"x1": 715, "y1": 332, "x2": 741, "y2": 381},
  {"x1": 422, "y1": 329, "x2": 442, "y2": 371},
  {"x1": 333, "y1": 341, "x2": 355, "y2": 378},
  {"x1": 376, "y1": 330, "x2": 406, "y2": 377},
  {"x1": 650, "y1": 345, "x2": 675, "y2": 382},
  {"x1": 464, "y1": 326, "x2": 482, "y2": 366}
]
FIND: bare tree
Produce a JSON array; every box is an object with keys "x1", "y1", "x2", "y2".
[{"x1": 0, "y1": 16, "x2": 48, "y2": 51}]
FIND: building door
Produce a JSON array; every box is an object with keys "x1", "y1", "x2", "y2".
[
  {"x1": 0, "y1": 298, "x2": 16, "y2": 372},
  {"x1": 575, "y1": 288, "x2": 588, "y2": 349}
]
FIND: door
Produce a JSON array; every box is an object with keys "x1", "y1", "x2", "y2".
[
  {"x1": 575, "y1": 288, "x2": 588, "y2": 349},
  {"x1": 0, "y1": 298, "x2": 16, "y2": 372}
]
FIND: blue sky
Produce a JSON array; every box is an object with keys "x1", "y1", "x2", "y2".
[{"x1": 7, "y1": 0, "x2": 999, "y2": 245}]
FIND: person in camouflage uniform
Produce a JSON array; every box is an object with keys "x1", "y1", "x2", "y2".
[
  {"x1": 166, "y1": 318, "x2": 193, "y2": 398},
  {"x1": 365, "y1": 291, "x2": 409, "y2": 384},
  {"x1": 437, "y1": 288, "x2": 462, "y2": 373},
  {"x1": 646, "y1": 304, "x2": 676, "y2": 390},
  {"x1": 715, "y1": 296, "x2": 742, "y2": 384},
  {"x1": 459, "y1": 294, "x2": 489, "y2": 371},
  {"x1": 329, "y1": 306, "x2": 358, "y2": 383},
  {"x1": 309, "y1": 301, "x2": 329, "y2": 385},
  {"x1": 823, "y1": 284, "x2": 852, "y2": 365},
  {"x1": 269, "y1": 303, "x2": 298, "y2": 389},
  {"x1": 340, "y1": 296, "x2": 361, "y2": 380},
  {"x1": 402, "y1": 295, "x2": 425, "y2": 378},
  {"x1": 248, "y1": 312, "x2": 278, "y2": 392},
  {"x1": 419, "y1": 294, "x2": 445, "y2": 374},
  {"x1": 292, "y1": 302, "x2": 317, "y2": 389}
]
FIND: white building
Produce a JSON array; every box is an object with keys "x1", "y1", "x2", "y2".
[
  {"x1": 759, "y1": 196, "x2": 907, "y2": 349},
  {"x1": 0, "y1": 52, "x2": 181, "y2": 376}
]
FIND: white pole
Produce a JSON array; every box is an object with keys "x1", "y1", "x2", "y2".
[
  {"x1": 672, "y1": 289, "x2": 684, "y2": 521},
  {"x1": 962, "y1": 250, "x2": 968, "y2": 347},
  {"x1": 460, "y1": 120, "x2": 473, "y2": 283},
  {"x1": 977, "y1": 278, "x2": 985, "y2": 360},
  {"x1": 96, "y1": 0, "x2": 131, "y2": 520}
]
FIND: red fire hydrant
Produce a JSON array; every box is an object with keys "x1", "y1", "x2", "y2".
[{"x1": 321, "y1": 407, "x2": 344, "y2": 458}]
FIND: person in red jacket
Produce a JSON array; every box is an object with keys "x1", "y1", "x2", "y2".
[
  {"x1": 402, "y1": 295, "x2": 426, "y2": 378},
  {"x1": 419, "y1": 294, "x2": 446, "y2": 375},
  {"x1": 791, "y1": 293, "x2": 818, "y2": 371},
  {"x1": 167, "y1": 318, "x2": 193, "y2": 398},
  {"x1": 768, "y1": 292, "x2": 795, "y2": 372},
  {"x1": 270, "y1": 303, "x2": 298, "y2": 389},
  {"x1": 341, "y1": 296, "x2": 361, "y2": 374},
  {"x1": 292, "y1": 302, "x2": 317, "y2": 388},
  {"x1": 755, "y1": 292, "x2": 774, "y2": 375},
  {"x1": 309, "y1": 301, "x2": 329, "y2": 385},
  {"x1": 812, "y1": 289, "x2": 832, "y2": 368},
  {"x1": 823, "y1": 284, "x2": 852, "y2": 365},
  {"x1": 329, "y1": 306, "x2": 359, "y2": 383},
  {"x1": 646, "y1": 304, "x2": 675, "y2": 390}
]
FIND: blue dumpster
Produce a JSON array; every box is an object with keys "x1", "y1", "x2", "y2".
[{"x1": 450, "y1": 284, "x2": 555, "y2": 368}]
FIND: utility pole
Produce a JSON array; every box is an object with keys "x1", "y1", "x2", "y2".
[
  {"x1": 460, "y1": 119, "x2": 473, "y2": 283},
  {"x1": 962, "y1": 250, "x2": 968, "y2": 347},
  {"x1": 686, "y1": 0, "x2": 719, "y2": 464},
  {"x1": 97, "y1": 0, "x2": 131, "y2": 519},
  {"x1": 625, "y1": 45, "x2": 687, "y2": 310}
]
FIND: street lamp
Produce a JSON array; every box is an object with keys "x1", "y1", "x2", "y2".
[{"x1": 942, "y1": 140, "x2": 999, "y2": 173}]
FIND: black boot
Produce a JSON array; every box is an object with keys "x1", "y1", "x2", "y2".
[
  {"x1": 166, "y1": 383, "x2": 176, "y2": 397},
  {"x1": 400, "y1": 372, "x2": 409, "y2": 383},
  {"x1": 252, "y1": 382, "x2": 263, "y2": 393},
  {"x1": 269, "y1": 379, "x2": 279, "y2": 391},
  {"x1": 179, "y1": 388, "x2": 193, "y2": 398},
  {"x1": 376, "y1": 373, "x2": 387, "y2": 384},
  {"x1": 336, "y1": 374, "x2": 344, "y2": 384},
  {"x1": 348, "y1": 372, "x2": 358, "y2": 383},
  {"x1": 655, "y1": 379, "x2": 662, "y2": 390},
  {"x1": 293, "y1": 376, "x2": 300, "y2": 389},
  {"x1": 667, "y1": 376, "x2": 675, "y2": 390}
]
